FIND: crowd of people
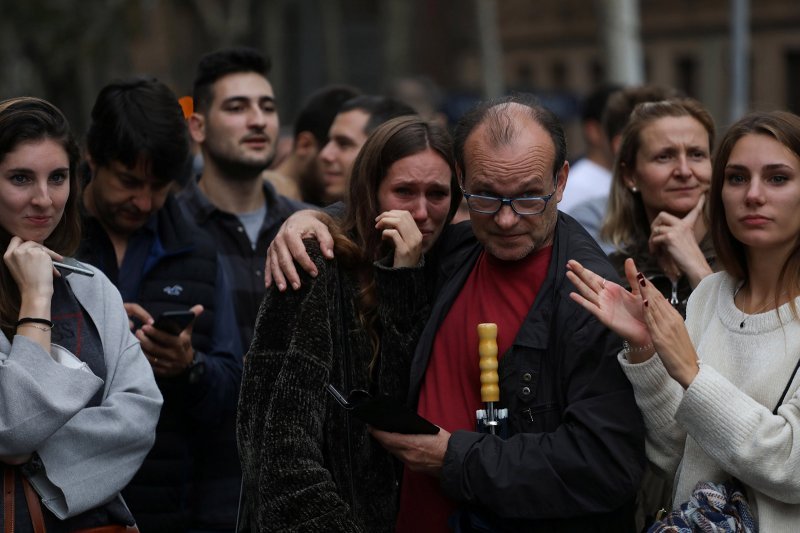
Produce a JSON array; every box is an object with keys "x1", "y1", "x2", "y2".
[{"x1": 1, "y1": 44, "x2": 799, "y2": 533}]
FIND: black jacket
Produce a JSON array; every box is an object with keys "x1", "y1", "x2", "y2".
[
  {"x1": 78, "y1": 194, "x2": 242, "y2": 532},
  {"x1": 409, "y1": 214, "x2": 647, "y2": 532}
]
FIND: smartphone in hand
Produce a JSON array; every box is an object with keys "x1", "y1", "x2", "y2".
[{"x1": 152, "y1": 310, "x2": 196, "y2": 336}]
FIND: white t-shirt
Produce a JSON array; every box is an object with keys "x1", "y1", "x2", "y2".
[{"x1": 559, "y1": 158, "x2": 611, "y2": 215}]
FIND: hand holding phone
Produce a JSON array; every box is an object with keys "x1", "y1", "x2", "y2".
[{"x1": 152, "y1": 310, "x2": 197, "y2": 336}]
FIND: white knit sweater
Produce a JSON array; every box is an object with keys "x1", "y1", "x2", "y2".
[{"x1": 619, "y1": 271, "x2": 800, "y2": 532}]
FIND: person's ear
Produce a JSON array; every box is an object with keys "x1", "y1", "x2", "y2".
[
  {"x1": 554, "y1": 160, "x2": 569, "y2": 202},
  {"x1": 455, "y1": 163, "x2": 466, "y2": 190},
  {"x1": 621, "y1": 162, "x2": 637, "y2": 192},
  {"x1": 188, "y1": 113, "x2": 206, "y2": 144},
  {"x1": 294, "y1": 131, "x2": 318, "y2": 159}
]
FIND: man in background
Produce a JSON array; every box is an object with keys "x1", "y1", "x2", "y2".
[
  {"x1": 318, "y1": 94, "x2": 415, "y2": 205},
  {"x1": 78, "y1": 77, "x2": 242, "y2": 533},
  {"x1": 559, "y1": 84, "x2": 620, "y2": 214},
  {"x1": 266, "y1": 84, "x2": 360, "y2": 205},
  {"x1": 181, "y1": 46, "x2": 310, "y2": 351}
]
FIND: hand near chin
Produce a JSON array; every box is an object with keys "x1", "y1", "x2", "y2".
[
  {"x1": 648, "y1": 195, "x2": 712, "y2": 287},
  {"x1": 4, "y1": 236, "x2": 62, "y2": 297},
  {"x1": 376, "y1": 210, "x2": 423, "y2": 268}
]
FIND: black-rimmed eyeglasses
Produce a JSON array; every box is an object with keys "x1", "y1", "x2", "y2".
[{"x1": 461, "y1": 175, "x2": 558, "y2": 216}]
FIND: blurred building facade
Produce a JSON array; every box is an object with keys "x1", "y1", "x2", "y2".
[{"x1": 1, "y1": 0, "x2": 798, "y2": 156}]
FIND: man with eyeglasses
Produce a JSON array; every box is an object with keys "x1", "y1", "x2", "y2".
[{"x1": 262, "y1": 94, "x2": 646, "y2": 531}]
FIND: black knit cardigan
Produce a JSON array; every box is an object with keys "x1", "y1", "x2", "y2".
[{"x1": 237, "y1": 241, "x2": 430, "y2": 532}]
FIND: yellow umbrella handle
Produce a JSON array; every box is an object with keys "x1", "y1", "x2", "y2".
[{"x1": 478, "y1": 323, "x2": 499, "y2": 403}]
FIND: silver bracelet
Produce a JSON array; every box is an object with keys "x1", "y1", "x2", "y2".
[{"x1": 623, "y1": 340, "x2": 653, "y2": 354}]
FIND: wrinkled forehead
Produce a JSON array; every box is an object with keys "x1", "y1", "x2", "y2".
[{"x1": 463, "y1": 117, "x2": 556, "y2": 189}]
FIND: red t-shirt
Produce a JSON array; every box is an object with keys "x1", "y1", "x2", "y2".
[{"x1": 396, "y1": 245, "x2": 552, "y2": 533}]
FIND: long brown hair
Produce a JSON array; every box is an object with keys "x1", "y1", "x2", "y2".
[
  {"x1": 0, "y1": 97, "x2": 81, "y2": 336},
  {"x1": 709, "y1": 110, "x2": 800, "y2": 315},
  {"x1": 602, "y1": 98, "x2": 715, "y2": 249},
  {"x1": 335, "y1": 115, "x2": 458, "y2": 371}
]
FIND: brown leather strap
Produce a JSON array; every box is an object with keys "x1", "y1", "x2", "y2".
[
  {"x1": 20, "y1": 476, "x2": 45, "y2": 533},
  {"x1": 3, "y1": 466, "x2": 14, "y2": 533}
]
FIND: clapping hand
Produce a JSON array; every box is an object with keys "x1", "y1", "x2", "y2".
[
  {"x1": 638, "y1": 277, "x2": 699, "y2": 388},
  {"x1": 567, "y1": 258, "x2": 652, "y2": 350}
]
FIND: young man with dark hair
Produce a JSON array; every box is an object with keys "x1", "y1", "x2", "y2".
[
  {"x1": 78, "y1": 77, "x2": 242, "y2": 533},
  {"x1": 269, "y1": 84, "x2": 361, "y2": 205},
  {"x1": 181, "y1": 47, "x2": 310, "y2": 350},
  {"x1": 318, "y1": 94, "x2": 415, "y2": 205}
]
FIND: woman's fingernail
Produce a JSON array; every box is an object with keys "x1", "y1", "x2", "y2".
[
  {"x1": 643, "y1": 299, "x2": 649, "y2": 307},
  {"x1": 636, "y1": 272, "x2": 644, "y2": 281},
  {"x1": 639, "y1": 279, "x2": 646, "y2": 287}
]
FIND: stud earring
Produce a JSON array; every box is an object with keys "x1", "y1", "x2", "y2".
[{"x1": 630, "y1": 186, "x2": 638, "y2": 193}]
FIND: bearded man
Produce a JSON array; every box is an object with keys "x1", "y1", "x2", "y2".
[{"x1": 180, "y1": 47, "x2": 310, "y2": 350}]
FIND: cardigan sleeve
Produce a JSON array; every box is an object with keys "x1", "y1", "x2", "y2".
[
  {"x1": 374, "y1": 256, "x2": 429, "y2": 403},
  {"x1": 31, "y1": 270, "x2": 163, "y2": 519},
  {"x1": 618, "y1": 351, "x2": 687, "y2": 478},
  {"x1": 237, "y1": 242, "x2": 363, "y2": 532}
]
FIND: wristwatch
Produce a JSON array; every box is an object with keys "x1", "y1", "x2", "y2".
[{"x1": 187, "y1": 351, "x2": 206, "y2": 384}]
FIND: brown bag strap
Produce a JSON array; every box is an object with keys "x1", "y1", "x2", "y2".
[
  {"x1": 3, "y1": 466, "x2": 14, "y2": 533},
  {"x1": 20, "y1": 476, "x2": 45, "y2": 533}
]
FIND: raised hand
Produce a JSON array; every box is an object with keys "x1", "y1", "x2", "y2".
[
  {"x1": 639, "y1": 278, "x2": 699, "y2": 388},
  {"x1": 265, "y1": 209, "x2": 335, "y2": 291},
  {"x1": 648, "y1": 195, "x2": 713, "y2": 288},
  {"x1": 566, "y1": 258, "x2": 653, "y2": 351},
  {"x1": 375, "y1": 210, "x2": 423, "y2": 268}
]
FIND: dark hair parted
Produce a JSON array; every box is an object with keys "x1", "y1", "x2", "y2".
[
  {"x1": 452, "y1": 93, "x2": 567, "y2": 181},
  {"x1": 709, "y1": 110, "x2": 800, "y2": 313},
  {"x1": 603, "y1": 98, "x2": 715, "y2": 248},
  {"x1": 0, "y1": 97, "x2": 81, "y2": 334},
  {"x1": 294, "y1": 85, "x2": 361, "y2": 144},
  {"x1": 334, "y1": 115, "x2": 458, "y2": 373},
  {"x1": 192, "y1": 47, "x2": 271, "y2": 113},
  {"x1": 87, "y1": 77, "x2": 190, "y2": 184},
  {"x1": 338, "y1": 95, "x2": 416, "y2": 137}
]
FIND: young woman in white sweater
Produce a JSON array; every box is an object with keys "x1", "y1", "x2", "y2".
[{"x1": 566, "y1": 109, "x2": 800, "y2": 531}]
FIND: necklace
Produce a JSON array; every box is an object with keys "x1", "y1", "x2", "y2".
[{"x1": 735, "y1": 285, "x2": 786, "y2": 328}]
